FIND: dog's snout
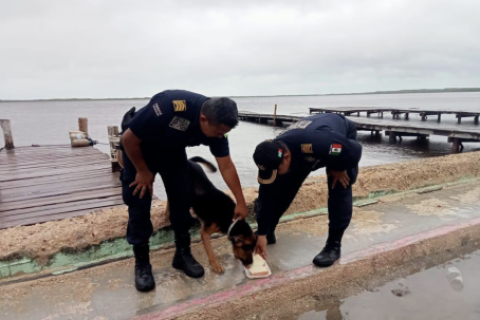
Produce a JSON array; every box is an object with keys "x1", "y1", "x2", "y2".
[{"x1": 242, "y1": 256, "x2": 254, "y2": 266}]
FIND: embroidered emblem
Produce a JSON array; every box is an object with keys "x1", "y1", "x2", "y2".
[
  {"x1": 329, "y1": 144, "x2": 342, "y2": 155},
  {"x1": 257, "y1": 164, "x2": 266, "y2": 170},
  {"x1": 169, "y1": 116, "x2": 190, "y2": 131},
  {"x1": 152, "y1": 103, "x2": 162, "y2": 117},
  {"x1": 286, "y1": 120, "x2": 312, "y2": 131},
  {"x1": 301, "y1": 143, "x2": 313, "y2": 153},
  {"x1": 278, "y1": 149, "x2": 283, "y2": 158},
  {"x1": 173, "y1": 100, "x2": 187, "y2": 112}
]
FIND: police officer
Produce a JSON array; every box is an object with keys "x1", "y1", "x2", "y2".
[
  {"x1": 253, "y1": 113, "x2": 362, "y2": 267},
  {"x1": 121, "y1": 90, "x2": 248, "y2": 292}
]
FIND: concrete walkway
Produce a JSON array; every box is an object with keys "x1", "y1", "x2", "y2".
[{"x1": 1, "y1": 180, "x2": 480, "y2": 320}]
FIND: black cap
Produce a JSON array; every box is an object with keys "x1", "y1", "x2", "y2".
[{"x1": 253, "y1": 140, "x2": 284, "y2": 184}]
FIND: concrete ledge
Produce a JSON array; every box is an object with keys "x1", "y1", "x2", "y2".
[
  {"x1": 0, "y1": 180, "x2": 475, "y2": 281},
  {"x1": 135, "y1": 216, "x2": 480, "y2": 320}
]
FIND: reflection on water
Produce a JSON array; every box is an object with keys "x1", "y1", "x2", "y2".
[
  {"x1": 254, "y1": 245, "x2": 480, "y2": 320},
  {"x1": 299, "y1": 301, "x2": 343, "y2": 320}
]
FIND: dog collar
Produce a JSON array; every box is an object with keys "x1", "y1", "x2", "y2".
[{"x1": 227, "y1": 219, "x2": 239, "y2": 238}]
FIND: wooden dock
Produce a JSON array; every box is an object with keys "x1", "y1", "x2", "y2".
[
  {"x1": 309, "y1": 107, "x2": 480, "y2": 124},
  {"x1": 238, "y1": 111, "x2": 480, "y2": 152},
  {"x1": 0, "y1": 145, "x2": 123, "y2": 229}
]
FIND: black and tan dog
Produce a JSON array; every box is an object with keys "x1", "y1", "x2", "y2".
[
  {"x1": 187, "y1": 156, "x2": 256, "y2": 273},
  {"x1": 118, "y1": 150, "x2": 256, "y2": 273}
]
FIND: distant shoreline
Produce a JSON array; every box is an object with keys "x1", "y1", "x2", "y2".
[{"x1": 1, "y1": 87, "x2": 479, "y2": 102}]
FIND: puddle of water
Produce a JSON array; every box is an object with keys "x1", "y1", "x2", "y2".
[{"x1": 245, "y1": 246, "x2": 480, "y2": 320}]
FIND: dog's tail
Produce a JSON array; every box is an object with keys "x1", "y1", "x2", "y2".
[{"x1": 189, "y1": 156, "x2": 217, "y2": 173}]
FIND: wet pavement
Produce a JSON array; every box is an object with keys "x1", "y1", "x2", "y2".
[
  {"x1": 243, "y1": 245, "x2": 480, "y2": 320},
  {"x1": 1, "y1": 180, "x2": 480, "y2": 320}
]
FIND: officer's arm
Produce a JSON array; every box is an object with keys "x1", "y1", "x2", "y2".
[
  {"x1": 216, "y1": 156, "x2": 248, "y2": 219},
  {"x1": 313, "y1": 131, "x2": 362, "y2": 171},
  {"x1": 256, "y1": 183, "x2": 276, "y2": 236},
  {"x1": 255, "y1": 184, "x2": 277, "y2": 260},
  {"x1": 122, "y1": 129, "x2": 154, "y2": 198},
  {"x1": 125, "y1": 95, "x2": 172, "y2": 174},
  {"x1": 326, "y1": 132, "x2": 362, "y2": 171},
  {"x1": 122, "y1": 129, "x2": 149, "y2": 173}
]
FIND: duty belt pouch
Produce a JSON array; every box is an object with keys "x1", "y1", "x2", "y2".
[{"x1": 119, "y1": 106, "x2": 136, "y2": 151}]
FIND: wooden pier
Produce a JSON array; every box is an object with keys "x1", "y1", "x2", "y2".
[
  {"x1": 0, "y1": 119, "x2": 127, "y2": 229},
  {"x1": 238, "y1": 111, "x2": 480, "y2": 153},
  {"x1": 309, "y1": 107, "x2": 480, "y2": 124},
  {"x1": 0, "y1": 145, "x2": 123, "y2": 229}
]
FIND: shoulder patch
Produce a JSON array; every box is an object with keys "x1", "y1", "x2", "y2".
[
  {"x1": 169, "y1": 116, "x2": 190, "y2": 131},
  {"x1": 152, "y1": 103, "x2": 162, "y2": 117},
  {"x1": 301, "y1": 143, "x2": 313, "y2": 153},
  {"x1": 173, "y1": 100, "x2": 187, "y2": 112}
]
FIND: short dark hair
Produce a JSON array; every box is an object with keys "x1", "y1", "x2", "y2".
[{"x1": 201, "y1": 97, "x2": 239, "y2": 128}]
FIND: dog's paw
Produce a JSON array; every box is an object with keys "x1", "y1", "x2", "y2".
[{"x1": 211, "y1": 263, "x2": 225, "y2": 274}]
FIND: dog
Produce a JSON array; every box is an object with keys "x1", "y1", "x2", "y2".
[
  {"x1": 117, "y1": 150, "x2": 256, "y2": 273},
  {"x1": 187, "y1": 156, "x2": 256, "y2": 273}
]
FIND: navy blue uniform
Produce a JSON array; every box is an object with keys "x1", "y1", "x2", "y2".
[
  {"x1": 121, "y1": 90, "x2": 229, "y2": 245},
  {"x1": 256, "y1": 113, "x2": 362, "y2": 236}
]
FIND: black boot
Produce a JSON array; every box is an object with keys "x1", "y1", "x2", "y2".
[
  {"x1": 172, "y1": 231, "x2": 205, "y2": 278},
  {"x1": 313, "y1": 229, "x2": 344, "y2": 267},
  {"x1": 255, "y1": 230, "x2": 277, "y2": 245},
  {"x1": 133, "y1": 244, "x2": 155, "y2": 292},
  {"x1": 313, "y1": 242, "x2": 341, "y2": 267}
]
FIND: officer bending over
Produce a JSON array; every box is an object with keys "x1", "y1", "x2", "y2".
[{"x1": 253, "y1": 113, "x2": 362, "y2": 267}]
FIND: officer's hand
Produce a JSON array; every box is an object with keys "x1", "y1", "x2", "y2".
[
  {"x1": 130, "y1": 170, "x2": 155, "y2": 199},
  {"x1": 256, "y1": 235, "x2": 268, "y2": 260},
  {"x1": 329, "y1": 169, "x2": 350, "y2": 189},
  {"x1": 233, "y1": 203, "x2": 249, "y2": 221}
]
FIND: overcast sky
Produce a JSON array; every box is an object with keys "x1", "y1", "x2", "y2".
[{"x1": 1, "y1": 0, "x2": 479, "y2": 99}]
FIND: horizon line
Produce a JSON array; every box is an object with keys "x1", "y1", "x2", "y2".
[{"x1": 1, "y1": 87, "x2": 479, "y2": 102}]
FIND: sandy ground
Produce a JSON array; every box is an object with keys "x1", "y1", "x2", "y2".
[
  {"x1": 0, "y1": 201, "x2": 168, "y2": 264},
  {"x1": 1, "y1": 151, "x2": 479, "y2": 263}
]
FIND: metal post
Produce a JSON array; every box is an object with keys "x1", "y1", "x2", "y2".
[
  {"x1": 0, "y1": 119, "x2": 15, "y2": 150},
  {"x1": 451, "y1": 138, "x2": 460, "y2": 153},
  {"x1": 273, "y1": 104, "x2": 277, "y2": 126},
  {"x1": 108, "y1": 126, "x2": 121, "y2": 172},
  {"x1": 388, "y1": 132, "x2": 397, "y2": 143}
]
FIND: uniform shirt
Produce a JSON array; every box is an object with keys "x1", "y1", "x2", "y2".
[
  {"x1": 128, "y1": 90, "x2": 229, "y2": 157},
  {"x1": 256, "y1": 113, "x2": 362, "y2": 235},
  {"x1": 277, "y1": 113, "x2": 362, "y2": 172}
]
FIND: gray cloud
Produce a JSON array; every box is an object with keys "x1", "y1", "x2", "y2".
[{"x1": 1, "y1": 0, "x2": 479, "y2": 99}]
